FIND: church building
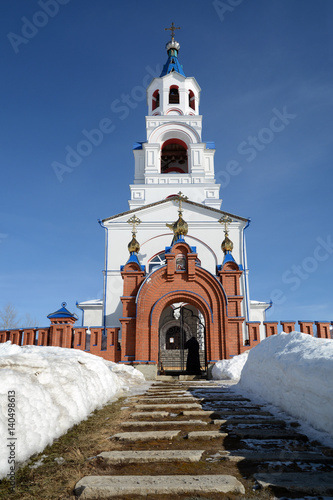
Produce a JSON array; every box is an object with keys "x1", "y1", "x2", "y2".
[{"x1": 77, "y1": 25, "x2": 270, "y2": 375}]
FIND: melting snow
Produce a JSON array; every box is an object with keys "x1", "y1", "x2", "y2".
[
  {"x1": 212, "y1": 332, "x2": 333, "y2": 444},
  {"x1": 0, "y1": 342, "x2": 146, "y2": 479}
]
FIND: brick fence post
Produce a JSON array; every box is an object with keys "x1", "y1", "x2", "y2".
[
  {"x1": 315, "y1": 321, "x2": 331, "y2": 339},
  {"x1": 263, "y1": 321, "x2": 278, "y2": 337},
  {"x1": 298, "y1": 321, "x2": 314, "y2": 336},
  {"x1": 280, "y1": 321, "x2": 296, "y2": 333}
]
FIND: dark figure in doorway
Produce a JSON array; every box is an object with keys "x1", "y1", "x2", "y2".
[{"x1": 185, "y1": 336, "x2": 201, "y2": 374}]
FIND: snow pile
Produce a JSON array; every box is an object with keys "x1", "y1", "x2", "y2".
[
  {"x1": 212, "y1": 350, "x2": 249, "y2": 380},
  {"x1": 0, "y1": 342, "x2": 145, "y2": 479},
  {"x1": 239, "y1": 332, "x2": 333, "y2": 437}
]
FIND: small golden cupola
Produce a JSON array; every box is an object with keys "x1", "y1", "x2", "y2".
[
  {"x1": 219, "y1": 214, "x2": 237, "y2": 264},
  {"x1": 219, "y1": 215, "x2": 233, "y2": 253},
  {"x1": 221, "y1": 233, "x2": 233, "y2": 254},
  {"x1": 127, "y1": 215, "x2": 141, "y2": 254}
]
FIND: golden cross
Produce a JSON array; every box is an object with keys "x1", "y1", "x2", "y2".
[
  {"x1": 127, "y1": 215, "x2": 141, "y2": 235},
  {"x1": 218, "y1": 215, "x2": 233, "y2": 234},
  {"x1": 165, "y1": 22, "x2": 181, "y2": 41},
  {"x1": 177, "y1": 191, "x2": 188, "y2": 214}
]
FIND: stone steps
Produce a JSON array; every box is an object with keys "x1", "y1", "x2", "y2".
[
  {"x1": 187, "y1": 430, "x2": 227, "y2": 439},
  {"x1": 203, "y1": 395, "x2": 250, "y2": 401},
  {"x1": 213, "y1": 418, "x2": 286, "y2": 426},
  {"x1": 220, "y1": 450, "x2": 333, "y2": 463},
  {"x1": 74, "y1": 474, "x2": 245, "y2": 498},
  {"x1": 134, "y1": 397, "x2": 199, "y2": 403},
  {"x1": 230, "y1": 427, "x2": 307, "y2": 440},
  {"x1": 135, "y1": 402, "x2": 202, "y2": 409},
  {"x1": 254, "y1": 472, "x2": 333, "y2": 494},
  {"x1": 121, "y1": 419, "x2": 208, "y2": 428},
  {"x1": 97, "y1": 449, "x2": 205, "y2": 464},
  {"x1": 111, "y1": 430, "x2": 181, "y2": 442},
  {"x1": 75, "y1": 380, "x2": 333, "y2": 498}
]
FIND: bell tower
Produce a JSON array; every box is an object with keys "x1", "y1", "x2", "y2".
[{"x1": 129, "y1": 24, "x2": 222, "y2": 210}]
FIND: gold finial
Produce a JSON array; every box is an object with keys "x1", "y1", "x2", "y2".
[
  {"x1": 219, "y1": 215, "x2": 234, "y2": 254},
  {"x1": 127, "y1": 215, "x2": 141, "y2": 235},
  {"x1": 219, "y1": 215, "x2": 232, "y2": 233},
  {"x1": 165, "y1": 22, "x2": 181, "y2": 41},
  {"x1": 127, "y1": 215, "x2": 141, "y2": 254},
  {"x1": 166, "y1": 193, "x2": 188, "y2": 241}
]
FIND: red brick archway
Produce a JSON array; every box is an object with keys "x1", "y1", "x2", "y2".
[
  {"x1": 120, "y1": 240, "x2": 245, "y2": 368},
  {"x1": 134, "y1": 241, "x2": 229, "y2": 364}
]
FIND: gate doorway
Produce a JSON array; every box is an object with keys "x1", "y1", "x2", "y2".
[{"x1": 159, "y1": 304, "x2": 207, "y2": 375}]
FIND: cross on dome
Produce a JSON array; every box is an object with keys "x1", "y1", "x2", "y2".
[
  {"x1": 176, "y1": 191, "x2": 188, "y2": 215},
  {"x1": 160, "y1": 22, "x2": 185, "y2": 77},
  {"x1": 165, "y1": 22, "x2": 181, "y2": 41},
  {"x1": 127, "y1": 214, "x2": 141, "y2": 236},
  {"x1": 219, "y1": 215, "x2": 233, "y2": 234},
  {"x1": 127, "y1": 215, "x2": 141, "y2": 254},
  {"x1": 219, "y1": 215, "x2": 234, "y2": 255}
]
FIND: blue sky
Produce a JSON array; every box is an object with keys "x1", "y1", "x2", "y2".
[{"x1": 1, "y1": 0, "x2": 332, "y2": 327}]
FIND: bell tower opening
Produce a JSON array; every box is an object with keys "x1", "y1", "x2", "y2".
[
  {"x1": 161, "y1": 139, "x2": 188, "y2": 173},
  {"x1": 152, "y1": 89, "x2": 160, "y2": 111},
  {"x1": 169, "y1": 85, "x2": 179, "y2": 104},
  {"x1": 189, "y1": 90, "x2": 195, "y2": 110}
]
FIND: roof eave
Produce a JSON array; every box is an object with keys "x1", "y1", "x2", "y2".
[{"x1": 101, "y1": 197, "x2": 249, "y2": 224}]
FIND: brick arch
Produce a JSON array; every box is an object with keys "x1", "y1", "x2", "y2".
[
  {"x1": 135, "y1": 257, "x2": 229, "y2": 364},
  {"x1": 149, "y1": 290, "x2": 213, "y2": 366}
]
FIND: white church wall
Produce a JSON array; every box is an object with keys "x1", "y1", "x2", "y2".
[
  {"x1": 81, "y1": 307, "x2": 103, "y2": 328},
  {"x1": 105, "y1": 272, "x2": 123, "y2": 327},
  {"x1": 76, "y1": 298, "x2": 103, "y2": 327},
  {"x1": 133, "y1": 149, "x2": 144, "y2": 183}
]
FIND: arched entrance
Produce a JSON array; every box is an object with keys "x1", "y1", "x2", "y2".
[{"x1": 159, "y1": 303, "x2": 206, "y2": 375}]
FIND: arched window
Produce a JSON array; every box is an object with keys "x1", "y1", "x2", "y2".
[
  {"x1": 169, "y1": 85, "x2": 179, "y2": 104},
  {"x1": 189, "y1": 90, "x2": 195, "y2": 110},
  {"x1": 161, "y1": 139, "x2": 188, "y2": 174},
  {"x1": 152, "y1": 89, "x2": 160, "y2": 110},
  {"x1": 148, "y1": 252, "x2": 166, "y2": 273}
]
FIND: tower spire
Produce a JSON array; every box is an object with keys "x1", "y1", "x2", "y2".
[{"x1": 160, "y1": 22, "x2": 185, "y2": 77}]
